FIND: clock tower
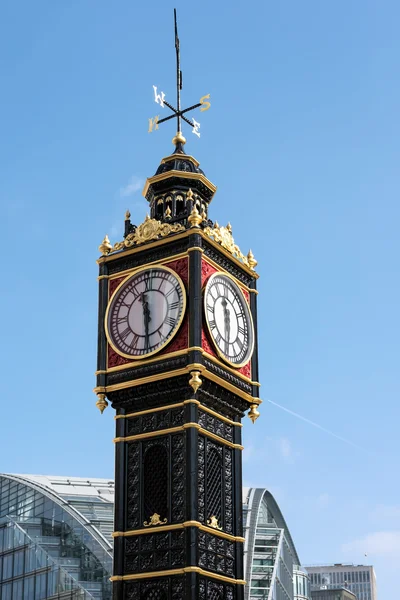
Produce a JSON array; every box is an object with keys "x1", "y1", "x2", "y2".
[{"x1": 94, "y1": 12, "x2": 261, "y2": 600}]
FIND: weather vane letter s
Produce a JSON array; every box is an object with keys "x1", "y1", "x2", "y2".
[{"x1": 148, "y1": 9, "x2": 211, "y2": 145}]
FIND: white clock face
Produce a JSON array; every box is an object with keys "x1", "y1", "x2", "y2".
[
  {"x1": 106, "y1": 266, "x2": 186, "y2": 359},
  {"x1": 204, "y1": 273, "x2": 254, "y2": 367}
]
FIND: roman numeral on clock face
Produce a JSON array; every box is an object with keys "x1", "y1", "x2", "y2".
[{"x1": 164, "y1": 315, "x2": 176, "y2": 328}]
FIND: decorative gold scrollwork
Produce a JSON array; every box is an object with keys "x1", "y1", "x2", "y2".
[
  {"x1": 111, "y1": 215, "x2": 185, "y2": 252},
  {"x1": 143, "y1": 513, "x2": 168, "y2": 527},
  {"x1": 203, "y1": 222, "x2": 257, "y2": 271},
  {"x1": 207, "y1": 515, "x2": 222, "y2": 530}
]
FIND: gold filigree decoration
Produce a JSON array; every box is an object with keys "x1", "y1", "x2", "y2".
[
  {"x1": 203, "y1": 222, "x2": 257, "y2": 271},
  {"x1": 207, "y1": 516, "x2": 222, "y2": 530},
  {"x1": 112, "y1": 215, "x2": 185, "y2": 252},
  {"x1": 143, "y1": 513, "x2": 168, "y2": 527}
]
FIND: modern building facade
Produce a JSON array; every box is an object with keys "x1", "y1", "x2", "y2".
[
  {"x1": 306, "y1": 564, "x2": 377, "y2": 600},
  {"x1": 0, "y1": 474, "x2": 114, "y2": 599},
  {"x1": 311, "y1": 588, "x2": 356, "y2": 600},
  {"x1": 1, "y1": 477, "x2": 311, "y2": 600},
  {"x1": 243, "y1": 488, "x2": 310, "y2": 600}
]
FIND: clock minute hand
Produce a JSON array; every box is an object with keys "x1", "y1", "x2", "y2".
[
  {"x1": 140, "y1": 293, "x2": 151, "y2": 350},
  {"x1": 221, "y1": 298, "x2": 231, "y2": 355}
]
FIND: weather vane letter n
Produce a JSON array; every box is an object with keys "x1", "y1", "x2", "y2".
[{"x1": 148, "y1": 8, "x2": 211, "y2": 149}]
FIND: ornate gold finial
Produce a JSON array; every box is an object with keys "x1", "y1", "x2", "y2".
[
  {"x1": 226, "y1": 222, "x2": 232, "y2": 232},
  {"x1": 207, "y1": 516, "x2": 222, "y2": 530},
  {"x1": 98, "y1": 235, "x2": 112, "y2": 256},
  {"x1": 125, "y1": 209, "x2": 131, "y2": 220},
  {"x1": 189, "y1": 370, "x2": 202, "y2": 393},
  {"x1": 172, "y1": 131, "x2": 186, "y2": 146},
  {"x1": 247, "y1": 249, "x2": 258, "y2": 270},
  {"x1": 144, "y1": 213, "x2": 150, "y2": 221},
  {"x1": 96, "y1": 393, "x2": 108, "y2": 414},
  {"x1": 188, "y1": 205, "x2": 202, "y2": 228},
  {"x1": 248, "y1": 404, "x2": 260, "y2": 424},
  {"x1": 201, "y1": 208, "x2": 207, "y2": 221},
  {"x1": 165, "y1": 205, "x2": 172, "y2": 219},
  {"x1": 143, "y1": 513, "x2": 168, "y2": 527},
  {"x1": 186, "y1": 188, "x2": 194, "y2": 200}
]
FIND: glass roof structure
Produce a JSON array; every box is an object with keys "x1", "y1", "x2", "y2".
[
  {"x1": 0, "y1": 474, "x2": 114, "y2": 600},
  {"x1": 243, "y1": 488, "x2": 310, "y2": 600}
]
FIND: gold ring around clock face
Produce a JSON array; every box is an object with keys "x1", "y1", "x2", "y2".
[
  {"x1": 204, "y1": 272, "x2": 254, "y2": 368},
  {"x1": 105, "y1": 265, "x2": 186, "y2": 359}
]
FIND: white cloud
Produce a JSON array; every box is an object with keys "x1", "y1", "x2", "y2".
[
  {"x1": 120, "y1": 175, "x2": 143, "y2": 197},
  {"x1": 342, "y1": 531, "x2": 400, "y2": 557}
]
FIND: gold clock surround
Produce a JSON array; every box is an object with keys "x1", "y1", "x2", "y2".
[{"x1": 105, "y1": 264, "x2": 187, "y2": 360}]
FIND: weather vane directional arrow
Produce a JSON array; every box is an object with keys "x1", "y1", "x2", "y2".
[{"x1": 148, "y1": 8, "x2": 211, "y2": 148}]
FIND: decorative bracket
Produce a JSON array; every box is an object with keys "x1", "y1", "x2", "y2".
[{"x1": 143, "y1": 513, "x2": 168, "y2": 527}]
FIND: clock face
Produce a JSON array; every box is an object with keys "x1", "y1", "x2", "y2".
[
  {"x1": 106, "y1": 266, "x2": 186, "y2": 359},
  {"x1": 204, "y1": 273, "x2": 254, "y2": 367}
]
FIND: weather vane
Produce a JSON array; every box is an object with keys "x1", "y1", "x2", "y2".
[{"x1": 148, "y1": 9, "x2": 211, "y2": 145}]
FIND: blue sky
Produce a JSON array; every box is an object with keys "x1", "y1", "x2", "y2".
[{"x1": 0, "y1": 0, "x2": 398, "y2": 596}]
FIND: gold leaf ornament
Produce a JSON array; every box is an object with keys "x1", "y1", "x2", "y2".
[
  {"x1": 143, "y1": 513, "x2": 168, "y2": 527},
  {"x1": 111, "y1": 215, "x2": 185, "y2": 252},
  {"x1": 203, "y1": 222, "x2": 257, "y2": 270}
]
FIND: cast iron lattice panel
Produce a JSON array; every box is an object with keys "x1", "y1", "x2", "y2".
[
  {"x1": 124, "y1": 530, "x2": 185, "y2": 574},
  {"x1": 143, "y1": 589, "x2": 167, "y2": 600},
  {"x1": 198, "y1": 410, "x2": 234, "y2": 442},
  {"x1": 127, "y1": 407, "x2": 185, "y2": 436},
  {"x1": 198, "y1": 578, "x2": 235, "y2": 600},
  {"x1": 198, "y1": 530, "x2": 235, "y2": 576},
  {"x1": 206, "y1": 446, "x2": 223, "y2": 521},
  {"x1": 144, "y1": 444, "x2": 168, "y2": 520}
]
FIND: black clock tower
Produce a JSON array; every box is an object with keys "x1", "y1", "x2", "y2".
[{"x1": 94, "y1": 13, "x2": 261, "y2": 600}]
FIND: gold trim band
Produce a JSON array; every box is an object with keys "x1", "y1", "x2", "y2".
[
  {"x1": 99, "y1": 346, "x2": 204, "y2": 375},
  {"x1": 110, "y1": 566, "x2": 245, "y2": 585},
  {"x1": 112, "y1": 520, "x2": 245, "y2": 543},
  {"x1": 115, "y1": 399, "x2": 242, "y2": 427},
  {"x1": 113, "y1": 423, "x2": 243, "y2": 450},
  {"x1": 94, "y1": 363, "x2": 260, "y2": 406}
]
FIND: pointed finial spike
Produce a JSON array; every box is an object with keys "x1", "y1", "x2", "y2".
[
  {"x1": 188, "y1": 205, "x2": 202, "y2": 228},
  {"x1": 99, "y1": 235, "x2": 112, "y2": 256},
  {"x1": 125, "y1": 209, "x2": 131, "y2": 220},
  {"x1": 247, "y1": 249, "x2": 258, "y2": 270}
]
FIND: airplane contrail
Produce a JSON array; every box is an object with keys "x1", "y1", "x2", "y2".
[{"x1": 265, "y1": 397, "x2": 369, "y2": 453}]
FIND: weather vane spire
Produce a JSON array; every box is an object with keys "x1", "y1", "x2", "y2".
[{"x1": 148, "y1": 8, "x2": 211, "y2": 152}]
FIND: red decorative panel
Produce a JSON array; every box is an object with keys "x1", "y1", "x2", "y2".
[
  {"x1": 201, "y1": 327, "x2": 217, "y2": 358},
  {"x1": 201, "y1": 259, "x2": 218, "y2": 287},
  {"x1": 238, "y1": 361, "x2": 251, "y2": 379},
  {"x1": 242, "y1": 288, "x2": 250, "y2": 304},
  {"x1": 109, "y1": 276, "x2": 126, "y2": 298},
  {"x1": 108, "y1": 346, "x2": 131, "y2": 368},
  {"x1": 164, "y1": 257, "x2": 189, "y2": 287}
]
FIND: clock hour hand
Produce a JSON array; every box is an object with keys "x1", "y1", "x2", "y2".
[
  {"x1": 221, "y1": 298, "x2": 231, "y2": 355},
  {"x1": 139, "y1": 293, "x2": 151, "y2": 350}
]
